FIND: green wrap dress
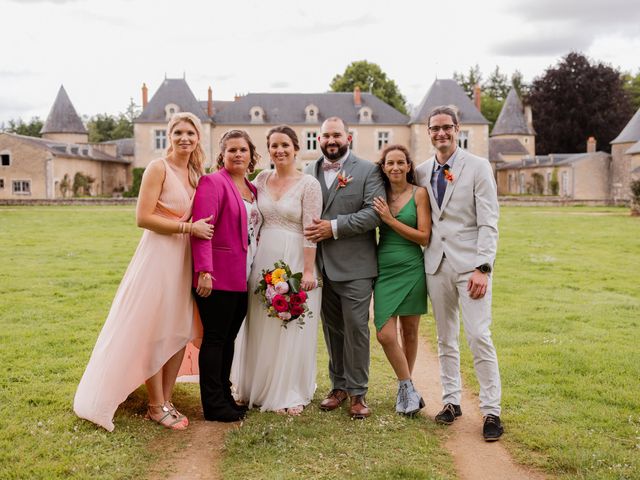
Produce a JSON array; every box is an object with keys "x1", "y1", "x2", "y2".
[{"x1": 373, "y1": 190, "x2": 428, "y2": 331}]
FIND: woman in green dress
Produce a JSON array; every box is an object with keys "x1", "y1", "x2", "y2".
[{"x1": 372, "y1": 144, "x2": 431, "y2": 416}]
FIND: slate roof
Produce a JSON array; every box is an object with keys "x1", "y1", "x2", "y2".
[
  {"x1": 200, "y1": 92, "x2": 409, "y2": 125},
  {"x1": 135, "y1": 78, "x2": 211, "y2": 124},
  {"x1": 612, "y1": 107, "x2": 640, "y2": 144},
  {"x1": 626, "y1": 140, "x2": 640, "y2": 155},
  {"x1": 40, "y1": 85, "x2": 87, "y2": 135},
  {"x1": 489, "y1": 138, "x2": 529, "y2": 162},
  {"x1": 100, "y1": 138, "x2": 135, "y2": 157},
  {"x1": 496, "y1": 152, "x2": 609, "y2": 170},
  {"x1": 410, "y1": 79, "x2": 488, "y2": 125},
  {"x1": 3, "y1": 133, "x2": 131, "y2": 164},
  {"x1": 491, "y1": 88, "x2": 534, "y2": 136}
]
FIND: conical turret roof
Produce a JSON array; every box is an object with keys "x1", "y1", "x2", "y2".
[
  {"x1": 491, "y1": 88, "x2": 533, "y2": 136},
  {"x1": 611, "y1": 107, "x2": 640, "y2": 144},
  {"x1": 40, "y1": 85, "x2": 87, "y2": 134}
]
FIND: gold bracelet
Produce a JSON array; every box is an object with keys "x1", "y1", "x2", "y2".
[
  {"x1": 178, "y1": 222, "x2": 183, "y2": 234},
  {"x1": 189, "y1": 223, "x2": 193, "y2": 235}
]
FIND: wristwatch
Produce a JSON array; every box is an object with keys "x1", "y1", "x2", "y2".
[{"x1": 476, "y1": 263, "x2": 492, "y2": 274}]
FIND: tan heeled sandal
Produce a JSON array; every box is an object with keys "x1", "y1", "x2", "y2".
[
  {"x1": 146, "y1": 403, "x2": 187, "y2": 430},
  {"x1": 165, "y1": 401, "x2": 189, "y2": 426}
]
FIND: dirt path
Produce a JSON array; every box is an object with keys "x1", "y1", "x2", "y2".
[
  {"x1": 412, "y1": 336, "x2": 546, "y2": 480},
  {"x1": 148, "y1": 419, "x2": 236, "y2": 480},
  {"x1": 148, "y1": 337, "x2": 545, "y2": 480}
]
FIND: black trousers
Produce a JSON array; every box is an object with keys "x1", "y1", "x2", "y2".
[{"x1": 193, "y1": 289, "x2": 247, "y2": 418}]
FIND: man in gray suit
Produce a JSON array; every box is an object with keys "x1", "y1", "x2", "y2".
[
  {"x1": 304, "y1": 116, "x2": 384, "y2": 419},
  {"x1": 415, "y1": 106, "x2": 503, "y2": 441}
]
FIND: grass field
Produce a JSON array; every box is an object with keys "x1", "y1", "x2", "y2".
[{"x1": 0, "y1": 206, "x2": 638, "y2": 479}]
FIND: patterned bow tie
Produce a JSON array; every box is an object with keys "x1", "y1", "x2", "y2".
[{"x1": 322, "y1": 161, "x2": 341, "y2": 172}]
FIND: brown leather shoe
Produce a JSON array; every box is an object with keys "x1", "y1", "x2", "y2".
[
  {"x1": 349, "y1": 395, "x2": 371, "y2": 419},
  {"x1": 319, "y1": 389, "x2": 348, "y2": 411}
]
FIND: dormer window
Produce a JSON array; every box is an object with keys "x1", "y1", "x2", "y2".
[
  {"x1": 305, "y1": 104, "x2": 319, "y2": 123},
  {"x1": 250, "y1": 106, "x2": 265, "y2": 124},
  {"x1": 165, "y1": 103, "x2": 180, "y2": 120},
  {"x1": 358, "y1": 107, "x2": 373, "y2": 124}
]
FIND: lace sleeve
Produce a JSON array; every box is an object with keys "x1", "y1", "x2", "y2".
[{"x1": 301, "y1": 175, "x2": 323, "y2": 248}]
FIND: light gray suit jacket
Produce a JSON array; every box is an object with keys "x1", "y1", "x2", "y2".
[
  {"x1": 304, "y1": 152, "x2": 384, "y2": 281},
  {"x1": 415, "y1": 148, "x2": 499, "y2": 275}
]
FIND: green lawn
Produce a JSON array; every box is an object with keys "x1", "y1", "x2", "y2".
[{"x1": 0, "y1": 206, "x2": 638, "y2": 479}]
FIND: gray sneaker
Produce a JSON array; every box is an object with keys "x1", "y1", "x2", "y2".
[{"x1": 404, "y1": 381, "x2": 425, "y2": 416}]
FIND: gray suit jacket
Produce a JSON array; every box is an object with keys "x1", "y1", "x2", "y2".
[
  {"x1": 415, "y1": 148, "x2": 499, "y2": 275},
  {"x1": 304, "y1": 152, "x2": 384, "y2": 281}
]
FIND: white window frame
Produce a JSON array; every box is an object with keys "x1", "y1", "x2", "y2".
[
  {"x1": 165, "y1": 103, "x2": 180, "y2": 120},
  {"x1": 561, "y1": 171, "x2": 569, "y2": 196},
  {"x1": 458, "y1": 130, "x2": 469, "y2": 149},
  {"x1": 305, "y1": 131, "x2": 318, "y2": 151},
  {"x1": 348, "y1": 130, "x2": 356, "y2": 151},
  {"x1": 13, "y1": 179, "x2": 31, "y2": 195},
  {"x1": 377, "y1": 130, "x2": 390, "y2": 150},
  {"x1": 1, "y1": 151, "x2": 11, "y2": 166},
  {"x1": 154, "y1": 129, "x2": 167, "y2": 150}
]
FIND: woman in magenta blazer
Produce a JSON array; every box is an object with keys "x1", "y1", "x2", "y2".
[{"x1": 191, "y1": 129, "x2": 261, "y2": 422}]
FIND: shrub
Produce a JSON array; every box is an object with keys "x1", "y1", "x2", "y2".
[{"x1": 124, "y1": 168, "x2": 144, "y2": 198}]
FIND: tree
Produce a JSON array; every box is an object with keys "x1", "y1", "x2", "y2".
[
  {"x1": 3, "y1": 117, "x2": 44, "y2": 137},
  {"x1": 622, "y1": 70, "x2": 640, "y2": 111},
  {"x1": 330, "y1": 60, "x2": 408, "y2": 114},
  {"x1": 484, "y1": 66, "x2": 510, "y2": 101},
  {"x1": 453, "y1": 64, "x2": 482, "y2": 99},
  {"x1": 87, "y1": 113, "x2": 133, "y2": 143},
  {"x1": 511, "y1": 70, "x2": 530, "y2": 100},
  {"x1": 527, "y1": 52, "x2": 634, "y2": 154}
]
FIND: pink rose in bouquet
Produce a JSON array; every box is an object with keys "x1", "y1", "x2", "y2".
[
  {"x1": 289, "y1": 292, "x2": 306, "y2": 305},
  {"x1": 290, "y1": 304, "x2": 304, "y2": 317},
  {"x1": 266, "y1": 284, "x2": 276, "y2": 302},
  {"x1": 278, "y1": 311, "x2": 292, "y2": 321},
  {"x1": 274, "y1": 281, "x2": 289, "y2": 295}
]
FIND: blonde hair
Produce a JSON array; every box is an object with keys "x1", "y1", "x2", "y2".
[{"x1": 166, "y1": 112, "x2": 206, "y2": 188}]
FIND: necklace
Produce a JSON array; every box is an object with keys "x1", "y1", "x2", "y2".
[{"x1": 389, "y1": 185, "x2": 410, "y2": 203}]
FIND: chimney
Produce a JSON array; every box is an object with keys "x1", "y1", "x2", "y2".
[
  {"x1": 354, "y1": 86, "x2": 361, "y2": 107},
  {"x1": 587, "y1": 136, "x2": 596, "y2": 153},
  {"x1": 524, "y1": 105, "x2": 533, "y2": 132},
  {"x1": 234, "y1": 93, "x2": 241, "y2": 101},
  {"x1": 207, "y1": 86, "x2": 213, "y2": 116},
  {"x1": 142, "y1": 83, "x2": 148, "y2": 108},
  {"x1": 473, "y1": 84, "x2": 481, "y2": 111}
]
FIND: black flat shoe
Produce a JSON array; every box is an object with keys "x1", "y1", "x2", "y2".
[
  {"x1": 435, "y1": 403, "x2": 462, "y2": 424},
  {"x1": 483, "y1": 414, "x2": 504, "y2": 441}
]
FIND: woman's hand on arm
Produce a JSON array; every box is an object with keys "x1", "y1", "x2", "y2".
[
  {"x1": 372, "y1": 196, "x2": 394, "y2": 225},
  {"x1": 378, "y1": 188, "x2": 430, "y2": 246},
  {"x1": 191, "y1": 216, "x2": 214, "y2": 239}
]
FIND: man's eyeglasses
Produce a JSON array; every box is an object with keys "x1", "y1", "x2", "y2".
[{"x1": 428, "y1": 124, "x2": 456, "y2": 134}]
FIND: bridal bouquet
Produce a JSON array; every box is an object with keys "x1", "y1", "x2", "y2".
[{"x1": 254, "y1": 260, "x2": 317, "y2": 329}]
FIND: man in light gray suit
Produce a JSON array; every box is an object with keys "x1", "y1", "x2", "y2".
[
  {"x1": 304, "y1": 116, "x2": 384, "y2": 419},
  {"x1": 415, "y1": 106, "x2": 503, "y2": 441}
]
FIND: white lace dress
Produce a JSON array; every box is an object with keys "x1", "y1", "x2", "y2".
[{"x1": 231, "y1": 171, "x2": 323, "y2": 411}]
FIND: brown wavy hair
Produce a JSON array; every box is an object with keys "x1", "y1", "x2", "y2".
[
  {"x1": 377, "y1": 144, "x2": 416, "y2": 189},
  {"x1": 215, "y1": 129, "x2": 260, "y2": 173},
  {"x1": 266, "y1": 125, "x2": 300, "y2": 151},
  {"x1": 166, "y1": 112, "x2": 205, "y2": 188}
]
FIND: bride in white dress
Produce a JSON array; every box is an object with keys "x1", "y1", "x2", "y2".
[{"x1": 232, "y1": 125, "x2": 322, "y2": 415}]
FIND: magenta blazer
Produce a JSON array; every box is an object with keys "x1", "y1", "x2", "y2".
[{"x1": 191, "y1": 168, "x2": 257, "y2": 292}]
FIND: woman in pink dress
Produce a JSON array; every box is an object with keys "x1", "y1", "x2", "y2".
[{"x1": 74, "y1": 112, "x2": 214, "y2": 431}]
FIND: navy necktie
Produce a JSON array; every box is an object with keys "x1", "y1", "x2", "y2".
[{"x1": 436, "y1": 165, "x2": 448, "y2": 208}]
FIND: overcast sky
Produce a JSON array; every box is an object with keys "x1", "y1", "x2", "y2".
[{"x1": 1, "y1": 0, "x2": 639, "y2": 125}]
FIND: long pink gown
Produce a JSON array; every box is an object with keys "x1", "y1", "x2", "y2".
[{"x1": 74, "y1": 158, "x2": 199, "y2": 431}]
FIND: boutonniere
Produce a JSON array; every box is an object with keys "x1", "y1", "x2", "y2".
[
  {"x1": 443, "y1": 165, "x2": 454, "y2": 183},
  {"x1": 336, "y1": 170, "x2": 353, "y2": 190}
]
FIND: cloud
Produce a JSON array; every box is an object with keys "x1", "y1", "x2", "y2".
[
  {"x1": 269, "y1": 81, "x2": 290, "y2": 89},
  {"x1": 492, "y1": 0, "x2": 640, "y2": 57},
  {"x1": 5, "y1": 0, "x2": 82, "y2": 3},
  {"x1": 0, "y1": 96, "x2": 40, "y2": 114},
  {"x1": 0, "y1": 69, "x2": 37, "y2": 78},
  {"x1": 492, "y1": 29, "x2": 593, "y2": 57}
]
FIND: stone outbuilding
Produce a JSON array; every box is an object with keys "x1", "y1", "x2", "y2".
[{"x1": 0, "y1": 86, "x2": 131, "y2": 199}]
